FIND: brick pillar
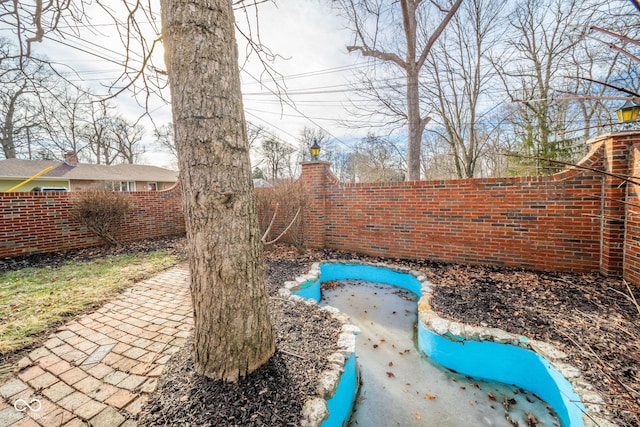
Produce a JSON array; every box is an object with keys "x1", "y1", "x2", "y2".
[
  {"x1": 599, "y1": 131, "x2": 640, "y2": 276},
  {"x1": 624, "y1": 143, "x2": 640, "y2": 285},
  {"x1": 300, "y1": 161, "x2": 332, "y2": 249}
]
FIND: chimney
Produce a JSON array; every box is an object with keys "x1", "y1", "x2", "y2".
[{"x1": 64, "y1": 151, "x2": 78, "y2": 167}]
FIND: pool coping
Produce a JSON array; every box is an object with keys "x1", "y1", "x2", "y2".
[
  {"x1": 279, "y1": 259, "x2": 618, "y2": 427},
  {"x1": 278, "y1": 262, "x2": 361, "y2": 427}
]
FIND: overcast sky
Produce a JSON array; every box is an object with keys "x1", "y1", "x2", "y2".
[{"x1": 5, "y1": 0, "x2": 366, "y2": 168}]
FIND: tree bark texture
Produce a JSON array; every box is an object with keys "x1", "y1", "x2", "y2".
[{"x1": 160, "y1": 0, "x2": 275, "y2": 381}]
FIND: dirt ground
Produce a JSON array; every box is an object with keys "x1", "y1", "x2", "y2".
[{"x1": 3, "y1": 239, "x2": 638, "y2": 426}]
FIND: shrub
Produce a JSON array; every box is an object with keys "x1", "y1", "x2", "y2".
[
  {"x1": 71, "y1": 190, "x2": 132, "y2": 246},
  {"x1": 256, "y1": 179, "x2": 308, "y2": 254}
]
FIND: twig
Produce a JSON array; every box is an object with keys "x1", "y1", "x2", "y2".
[
  {"x1": 279, "y1": 349, "x2": 306, "y2": 360},
  {"x1": 261, "y1": 203, "x2": 279, "y2": 243},
  {"x1": 623, "y1": 280, "x2": 640, "y2": 316},
  {"x1": 560, "y1": 329, "x2": 640, "y2": 422},
  {"x1": 263, "y1": 207, "x2": 302, "y2": 246},
  {"x1": 504, "y1": 153, "x2": 640, "y2": 186},
  {"x1": 569, "y1": 399, "x2": 640, "y2": 414}
]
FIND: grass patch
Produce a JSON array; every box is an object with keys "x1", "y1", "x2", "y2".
[{"x1": 0, "y1": 250, "x2": 182, "y2": 355}]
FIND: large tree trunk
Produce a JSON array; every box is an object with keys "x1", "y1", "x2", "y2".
[
  {"x1": 406, "y1": 68, "x2": 422, "y2": 181},
  {"x1": 160, "y1": 0, "x2": 275, "y2": 381}
]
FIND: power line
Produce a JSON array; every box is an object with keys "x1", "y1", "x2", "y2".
[{"x1": 242, "y1": 69, "x2": 355, "y2": 151}]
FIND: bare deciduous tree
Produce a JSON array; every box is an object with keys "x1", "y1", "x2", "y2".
[
  {"x1": 261, "y1": 136, "x2": 296, "y2": 181},
  {"x1": 0, "y1": 39, "x2": 56, "y2": 159},
  {"x1": 153, "y1": 123, "x2": 177, "y2": 159},
  {"x1": 494, "y1": 0, "x2": 591, "y2": 175},
  {"x1": 80, "y1": 101, "x2": 118, "y2": 165},
  {"x1": 424, "y1": 0, "x2": 506, "y2": 178},
  {"x1": 334, "y1": 0, "x2": 462, "y2": 180},
  {"x1": 347, "y1": 133, "x2": 405, "y2": 182},
  {"x1": 111, "y1": 116, "x2": 146, "y2": 164},
  {"x1": 41, "y1": 87, "x2": 93, "y2": 160}
]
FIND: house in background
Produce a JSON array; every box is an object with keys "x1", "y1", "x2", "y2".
[{"x1": 0, "y1": 152, "x2": 178, "y2": 192}]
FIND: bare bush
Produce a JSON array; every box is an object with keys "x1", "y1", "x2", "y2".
[
  {"x1": 256, "y1": 188, "x2": 277, "y2": 241},
  {"x1": 256, "y1": 180, "x2": 308, "y2": 254},
  {"x1": 71, "y1": 190, "x2": 132, "y2": 246}
]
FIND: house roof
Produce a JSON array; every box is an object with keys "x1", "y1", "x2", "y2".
[
  {"x1": 0, "y1": 159, "x2": 178, "y2": 182},
  {"x1": 253, "y1": 178, "x2": 272, "y2": 188}
]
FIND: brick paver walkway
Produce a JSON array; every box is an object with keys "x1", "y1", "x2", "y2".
[{"x1": 0, "y1": 264, "x2": 192, "y2": 427}]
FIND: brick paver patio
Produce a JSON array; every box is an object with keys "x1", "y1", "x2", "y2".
[{"x1": 0, "y1": 264, "x2": 191, "y2": 427}]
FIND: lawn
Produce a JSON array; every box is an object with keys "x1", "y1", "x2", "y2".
[{"x1": 0, "y1": 250, "x2": 182, "y2": 355}]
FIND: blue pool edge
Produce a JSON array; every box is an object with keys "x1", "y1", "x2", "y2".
[{"x1": 281, "y1": 260, "x2": 617, "y2": 427}]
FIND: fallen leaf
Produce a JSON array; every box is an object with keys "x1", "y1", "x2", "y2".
[
  {"x1": 502, "y1": 395, "x2": 517, "y2": 411},
  {"x1": 414, "y1": 413, "x2": 421, "y2": 420},
  {"x1": 505, "y1": 415, "x2": 519, "y2": 427},
  {"x1": 386, "y1": 371, "x2": 395, "y2": 378},
  {"x1": 425, "y1": 393, "x2": 437, "y2": 400},
  {"x1": 388, "y1": 361, "x2": 393, "y2": 367}
]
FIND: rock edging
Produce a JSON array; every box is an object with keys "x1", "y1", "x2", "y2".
[
  {"x1": 418, "y1": 277, "x2": 617, "y2": 427},
  {"x1": 279, "y1": 259, "x2": 617, "y2": 427},
  {"x1": 278, "y1": 262, "x2": 360, "y2": 427}
]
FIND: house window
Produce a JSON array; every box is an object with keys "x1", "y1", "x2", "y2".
[
  {"x1": 111, "y1": 181, "x2": 136, "y2": 192},
  {"x1": 148, "y1": 182, "x2": 158, "y2": 191}
]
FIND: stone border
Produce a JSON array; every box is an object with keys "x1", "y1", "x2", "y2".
[
  {"x1": 418, "y1": 279, "x2": 617, "y2": 427},
  {"x1": 278, "y1": 262, "x2": 360, "y2": 427},
  {"x1": 280, "y1": 260, "x2": 617, "y2": 427}
]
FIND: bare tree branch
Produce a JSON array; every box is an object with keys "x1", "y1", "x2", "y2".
[{"x1": 346, "y1": 45, "x2": 406, "y2": 69}]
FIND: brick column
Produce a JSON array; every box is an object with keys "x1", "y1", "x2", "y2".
[
  {"x1": 624, "y1": 142, "x2": 640, "y2": 285},
  {"x1": 300, "y1": 161, "x2": 332, "y2": 249},
  {"x1": 599, "y1": 131, "x2": 640, "y2": 276}
]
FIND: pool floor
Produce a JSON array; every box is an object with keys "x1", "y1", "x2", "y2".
[{"x1": 321, "y1": 281, "x2": 561, "y2": 427}]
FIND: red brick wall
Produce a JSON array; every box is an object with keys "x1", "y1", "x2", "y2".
[
  {"x1": 5, "y1": 132, "x2": 640, "y2": 284},
  {"x1": 303, "y1": 138, "x2": 611, "y2": 274},
  {"x1": 0, "y1": 185, "x2": 185, "y2": 258}
]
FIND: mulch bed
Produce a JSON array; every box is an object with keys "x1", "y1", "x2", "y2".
[
  {"x1": 423, "y1": 263, "x2": 640, "y2": 427},
  {"x1": 139, "y1": 245, "x2": 342, "y2": 427},
  {"x1": 139, "y1": 301, "x2": 341, "y2": 426},
  {"x1": 0, "y1": 236, "x2": 188, "y2": 273},
  {"x1": 3, "y1": 239, "x2": 639, "y2": 426}
]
